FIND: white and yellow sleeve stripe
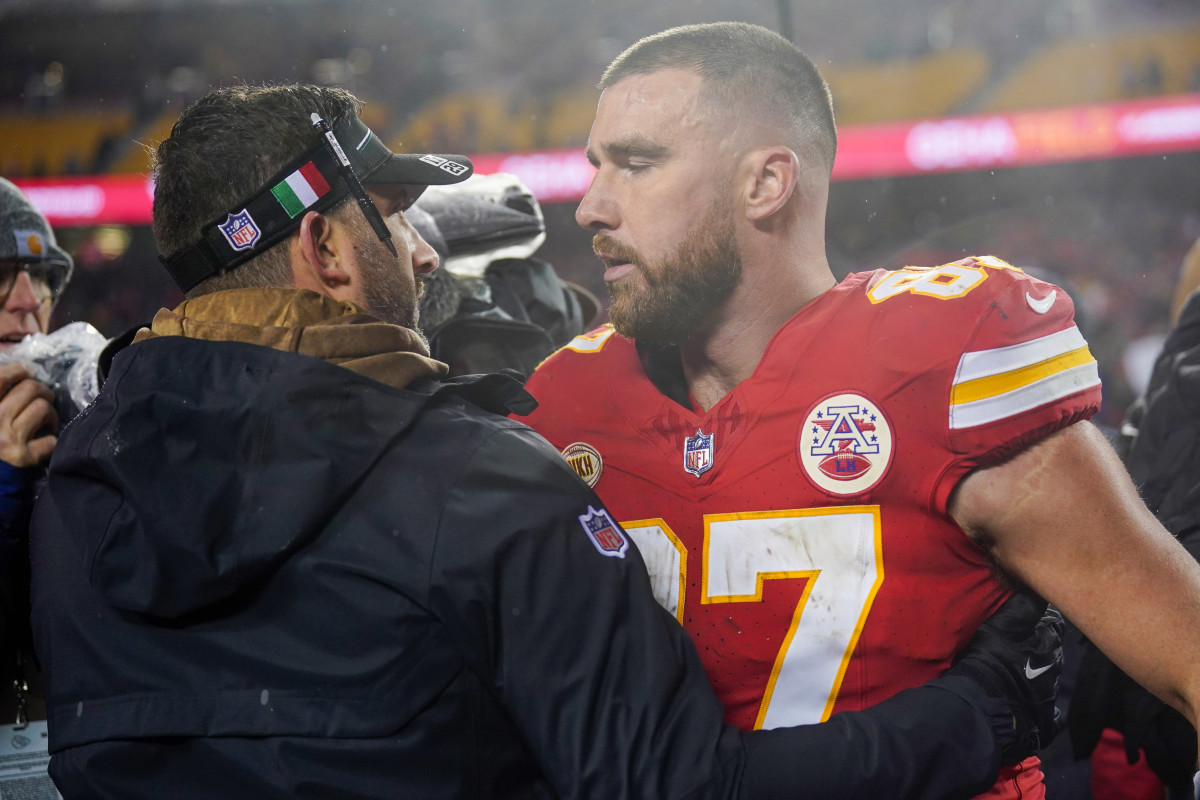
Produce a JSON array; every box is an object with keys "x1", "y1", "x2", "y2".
[{"x1": 949, "y1": 326, "x2": 1100, "y2": 430}]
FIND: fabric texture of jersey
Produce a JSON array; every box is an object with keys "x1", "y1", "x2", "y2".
[{"x1": 522, "y1": 257, "x2": 1102, "y2": 800}]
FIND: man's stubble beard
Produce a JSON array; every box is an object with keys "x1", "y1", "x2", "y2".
[
  {"x1": 352, "y1": 221, "x2": 429, "y2": 346},
  {"x1": 602, "y1": 195, "x2": 742, "y2": 346}
]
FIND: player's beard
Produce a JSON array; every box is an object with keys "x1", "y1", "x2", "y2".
[{"x1": 598, "y1": 194, "x2": 741, "y2": 346}]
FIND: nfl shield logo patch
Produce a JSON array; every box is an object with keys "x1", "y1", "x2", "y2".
[
  {"x1": 683, "y1": 429, "x2": 714, "y2": 477},
  {"x1": 218, "y1": 209, "x2": 261, "y2": 252},
  {"x1": 578, "y1": 505, "x2": 628, "y2": 558}
]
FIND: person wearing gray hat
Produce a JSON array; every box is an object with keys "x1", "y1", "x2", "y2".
[
  {"x1": 0, "y1": 177, "x2": 71, "y2": 464},
  {"x1": 0, "y1": 177, "x2": 74, "y2": 780},
  {"x1": 0, "y1": 179, "x2": 73, "y2": 339},
  {"x1": 0, "y1": 176, "x2": 73, "y2": 553}
]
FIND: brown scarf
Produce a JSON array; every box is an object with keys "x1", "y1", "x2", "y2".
[{"x1": 133, "y1": 288, "x2": 448, "y2": 390}]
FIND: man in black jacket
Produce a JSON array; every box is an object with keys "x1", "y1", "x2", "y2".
[
  {"x1": 31, "y1": 83, "x2": 1061, "y2": 800},
  {"x1": 1069, "y1": 243, "x2": 1200, "y2": 799}
]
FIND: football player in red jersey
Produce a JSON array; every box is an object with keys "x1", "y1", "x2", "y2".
[{"x1": 518, "y1": 21, "x2": 1200, "y2": 799}]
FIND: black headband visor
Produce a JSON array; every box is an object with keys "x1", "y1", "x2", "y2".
[{"x1": 160, "y1": 116, "x2": 473, "y2": 292}]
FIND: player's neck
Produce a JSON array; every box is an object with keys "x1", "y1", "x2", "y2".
[{"x1": 680, "y1": 259, "x2": 835, "y2": 412}]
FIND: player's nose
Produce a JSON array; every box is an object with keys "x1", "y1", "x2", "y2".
[{"x1": 575, "y1": 174, "x2": 618, "y2": 232}]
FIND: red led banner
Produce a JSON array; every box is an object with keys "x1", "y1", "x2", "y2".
[
  {"x1": 15, "y1": 93, "x2": 1200, "y2": 226},
  {"x1": 837, "y1": 92, "x2": 1200, "y2": 179},
  {"x1": 14, "y1": 174, "x2": 156, "y2": 227}
]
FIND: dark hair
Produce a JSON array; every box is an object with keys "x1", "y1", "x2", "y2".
[
  {"x1": 601, "y1": 22, "x2": 837, "y2": 174},
  {"x1": 151, "y1": 84, "x2": 360, "y2": 296}
]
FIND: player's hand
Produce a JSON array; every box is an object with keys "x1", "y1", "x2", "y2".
[
  {"x1": 947, "y1": 591, "x2": 1065, "y2": 764},
  {"x1": 0, "y1": 363, "x2": 58, "y2": 468}
]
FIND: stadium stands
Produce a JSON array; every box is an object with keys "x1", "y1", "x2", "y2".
[
  {"x1": 824, "y1": 48, "x2": 991, "y2": 124},
  {"x1": 105, "y1": 110, "x2": 177, "y2": 177},
  {"x1": 981, "y1": 24, "x2": 1200, "y2": 111},
  {"x1": 4, "y1": 4, "x2": 1199, "y2": 173},
  {"x1": 1, "y1": 110, "x2": 131, "y2": 177}
]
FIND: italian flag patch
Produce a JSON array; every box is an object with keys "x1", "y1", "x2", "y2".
[{"x1": 270, "y1": 162, "x2": 331, "y2": 218}]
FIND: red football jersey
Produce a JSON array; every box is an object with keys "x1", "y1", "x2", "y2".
[{"x1": 521, "y1": 257, "x2": 1101, "y2": 798}]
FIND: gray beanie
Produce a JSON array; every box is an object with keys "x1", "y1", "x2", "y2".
[{"x1": 0, "y1": 177, "x2": 74, "y2": 287}]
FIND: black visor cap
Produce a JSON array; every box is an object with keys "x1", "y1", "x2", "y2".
[
  {"x1": 160, "y1": 116, "x2": 473, "y2": 292},
  {"x1": 337, "y1": 116, "x2": 474, "y2": 188}
]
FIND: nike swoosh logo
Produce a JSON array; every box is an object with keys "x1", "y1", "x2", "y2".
[
  {"x1": 1025, "y1": 290, "x2": 1057, "y2": 315},
  {"x1": 1025, "y1": 659, "x2": 1054, "y2": 679}
]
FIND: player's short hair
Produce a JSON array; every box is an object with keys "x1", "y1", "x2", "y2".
[
  {"x1": 151, "y1": 84, "x2": 357, "y2": 296},
  {"x1": 600, "y1": 22, "x2": 837, "y2": 175}
]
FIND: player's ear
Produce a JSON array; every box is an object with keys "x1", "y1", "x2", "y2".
[
  {"x1": 744, "y1": 146, "x2": 799, "y2": 222},
  {"x1": 295, "y1": 209, "x2": 352, "y2": 291}
]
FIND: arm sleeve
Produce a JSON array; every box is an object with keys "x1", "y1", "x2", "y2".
[
  {"x1": 742, "y1": 675, "x2": 1003, "y2": 800},
  {"x1": 429, "y1": 425, "x2": 745, "y2": 799},
  {"x1": 428, "y1": 424, "x2": 1003, "y2": 800},
  {"x1": 935, "y1": 269, "x2": 1102, "y2": 512}
]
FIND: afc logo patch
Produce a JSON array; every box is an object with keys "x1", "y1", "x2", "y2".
[
  {"x1": 578, "y1": 505, "x2": 628, "y2": 558},
  {"x1": 217, "y1": 209, "x2": 261, "y2": 252},
  {"x1": 797, "y1": 392, "x2": 894, "y2": 497}
]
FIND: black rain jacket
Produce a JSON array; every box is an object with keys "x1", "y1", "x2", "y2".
[{"x1": 31, "y1": 334, "x2": 1004, "y2": 800}]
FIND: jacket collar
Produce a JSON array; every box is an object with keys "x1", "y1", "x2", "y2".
[{"x1": 135, "y1": 287, "x2": 448, "y2": 390}]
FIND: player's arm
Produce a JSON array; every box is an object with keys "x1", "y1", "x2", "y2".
[
  {"x1": 951, "y1": 420, "x2": 1200, "y2": 762},
  {"x1": 432, "y1": 424, "x2": 1055, "y2": 799}
]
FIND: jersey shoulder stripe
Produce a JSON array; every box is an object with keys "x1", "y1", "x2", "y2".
[
  {"x1": 949, "y1": 325, "x2": 1100, "y2": 430},
  {"x1": 955, "y1": 326, "x2": 1088, "y2": 383}
]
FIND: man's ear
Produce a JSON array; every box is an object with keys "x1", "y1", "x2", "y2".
[
  {"x1": 295, "y1": 209, "x2": 352, "y2": 291},
  {"x1": 743, "y1": 146, "x2": 799, "y2": 222}
]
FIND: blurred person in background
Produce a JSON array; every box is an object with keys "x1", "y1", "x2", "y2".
[
  {"x1": 28, "y1": 82, "x2": 1066, "y2": 800},
  {"x1": 410, "y1": 174, "x2": 598, "y2": 377},
  {"x1": 519, "y1": 21, "x2": 1200, "y2": 800},
  {"x1": 1169, "y1": 236, "x2": 1200, "y2": 326},
  {"x1": 1069, "y1": 235, "x2": 1200, "y2": 800},
  {"x1": 0, "y1": 177, "x2": 73, "y2": 734},
  {"x1": 0, "y1": 178, "x2": 71, "y2": 562}
]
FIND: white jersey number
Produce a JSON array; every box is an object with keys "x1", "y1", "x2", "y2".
[
  {"x1": 623, "y1": 506, "x2": 883, "y2": 730},
  {"x1": 867, "y1": 263, "x2": 987, "y2": 303}
]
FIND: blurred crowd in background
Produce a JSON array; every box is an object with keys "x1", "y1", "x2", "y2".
[{"x1": 3, "y1": 0, "x2": 1200, "y2": 428}]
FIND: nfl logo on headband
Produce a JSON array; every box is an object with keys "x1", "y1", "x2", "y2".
[{"x1": 218, "y1": 209, "x2": 261, "y2": 252}]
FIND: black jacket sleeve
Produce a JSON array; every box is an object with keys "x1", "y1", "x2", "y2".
[
  {"x1": 429, "y1": 424, "x2": 1001, "y2": 800},
  {"x1": 742, "y1": 675, "x2": 1002, "y2": 800}
]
